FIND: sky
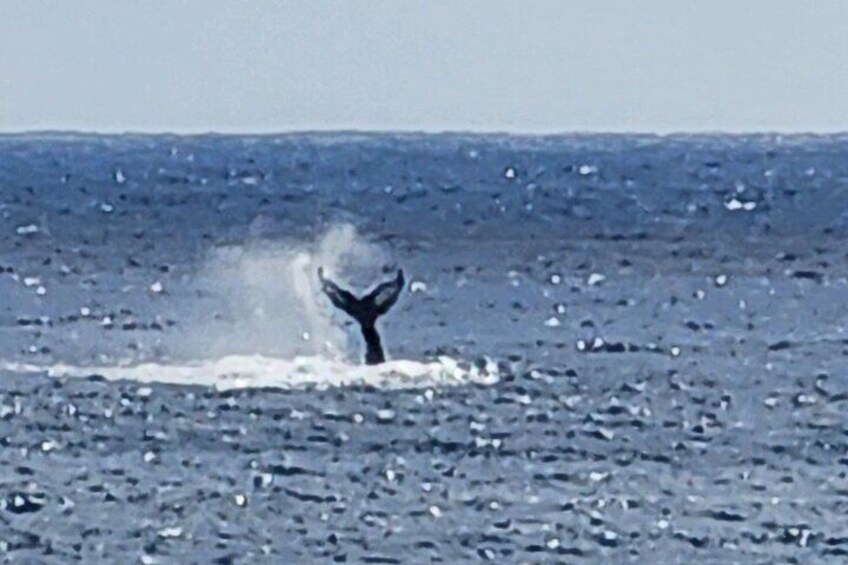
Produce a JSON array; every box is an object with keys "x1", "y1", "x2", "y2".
[{"x1": 1, "y1": 1, "x2": 847, "y2": 134}]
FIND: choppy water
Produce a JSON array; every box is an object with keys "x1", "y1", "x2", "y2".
[{"x1": 2, "y1": 133, "x2": 848, "y2": 562}]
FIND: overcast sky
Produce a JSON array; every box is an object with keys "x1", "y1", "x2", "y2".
[{"x1": 1, "y1": 1, "x2": 847, "y2": 133}]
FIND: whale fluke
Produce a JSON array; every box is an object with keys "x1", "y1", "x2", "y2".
[{"x1": 318, "y1": 267, "x2": 405, "y2": 364}]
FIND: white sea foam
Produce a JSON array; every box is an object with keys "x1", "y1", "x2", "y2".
[{"x1": 0, "y1": 355, "x2": 499, "y2": 391}]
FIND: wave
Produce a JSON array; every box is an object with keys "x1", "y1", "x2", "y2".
[{"x1": 0, "y1": 355, "x2": 500, "y2": 391}]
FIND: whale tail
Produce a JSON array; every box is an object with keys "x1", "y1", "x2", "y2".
[{"x1": 318, "y1": 267, "x2": 405, "y2": 364}]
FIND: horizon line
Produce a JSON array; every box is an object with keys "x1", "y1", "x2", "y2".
[{"x1": 2, "y1": 127, "x2": 848, "y2": 138}]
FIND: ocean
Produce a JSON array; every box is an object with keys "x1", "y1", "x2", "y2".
[{"x1": 0, "y1": 133, "x2": 846, "y2": 562}]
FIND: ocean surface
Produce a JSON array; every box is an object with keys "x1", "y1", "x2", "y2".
[{"x1": 1, "y1": 133, "x2": 847, "y2": 562}]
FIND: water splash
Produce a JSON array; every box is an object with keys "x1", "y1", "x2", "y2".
[
  {"x1": 177, "y1": 223, "x2": 387, "y2": 361},
  {"x1": 0, "y1": 355, "x2": 499, "y2": 391},
  {"x1": 4, "y1": 224, "x2": 502, "y2": 391}
]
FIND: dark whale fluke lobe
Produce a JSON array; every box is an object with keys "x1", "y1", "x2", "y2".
[{"x1": 318, "y1": 267, "x2": 405, "y2": 365}]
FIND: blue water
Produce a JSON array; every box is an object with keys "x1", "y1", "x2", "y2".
[
  {"x1": 2, "y1": 133, "x2": 848, "y2": 562},
  {"x1": 3, "y1": 132, "x2": 848, "y2": 242}
]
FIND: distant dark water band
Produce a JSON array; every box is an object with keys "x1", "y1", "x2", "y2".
[{"x1": 2, "y1": 133, "x2": 847, "y2": 238}]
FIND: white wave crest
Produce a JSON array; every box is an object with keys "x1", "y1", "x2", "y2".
[{"x1": 0, "y1": 355, "x2": 500, "y2": 391}]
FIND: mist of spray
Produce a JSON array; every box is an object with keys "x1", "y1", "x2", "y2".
[
  {"x1": 176, "y1": 224, "x2": 387, "y2": 361},
  {"x1": 0, "y1": 223, "x2": 503, "y2": 389}
]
